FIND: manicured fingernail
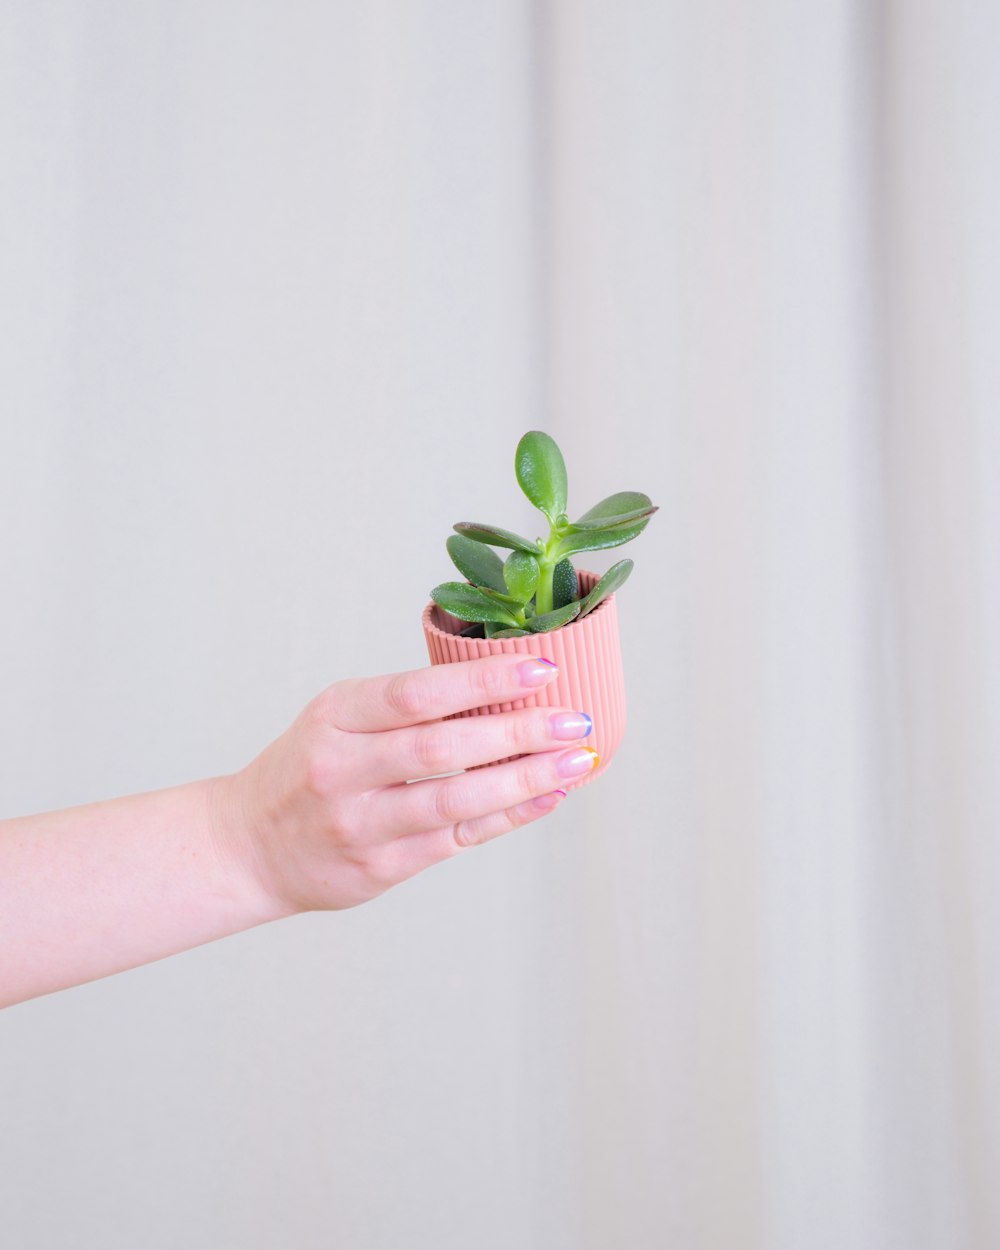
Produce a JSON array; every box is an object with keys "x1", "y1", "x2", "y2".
[
  {"x1": 549, "y1": 711, "x2": 593, "y2": 740},
  {"x1": 555, "y1": 746, "x2": 600, "y2": 778},
  {"x1": 519, "y1": 658, "x2": 559, "y2": 687},
  {"x1": 533, "y1": 789, "x2": 567, "y2": 813}
]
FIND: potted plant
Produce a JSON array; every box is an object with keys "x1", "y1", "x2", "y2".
[{"x1": 421, "y1": 431, "x2": 657, "y2": 788}]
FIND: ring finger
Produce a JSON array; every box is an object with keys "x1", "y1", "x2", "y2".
[
  {"x1": 362, "y1": 743, "x2": 600, "y2": 842},
  {"x1": 388, "y1": 789, "x2": 570, "y2": 880},
  {"x1": 350, "y1": 706, "x2": 595, "y2": 790}
]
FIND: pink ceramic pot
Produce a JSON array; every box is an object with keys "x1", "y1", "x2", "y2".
[{"x1": 421, "y1": 569, "x2": 627, "y2": 790}]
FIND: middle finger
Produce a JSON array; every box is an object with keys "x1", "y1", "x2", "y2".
[{"x1": 352, "y1": 706, "x2": 594, "y2": 789}]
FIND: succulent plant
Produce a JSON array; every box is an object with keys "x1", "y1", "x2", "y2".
[{"x1": 429, "y1": 430, "x2": 658, "y2": 639}]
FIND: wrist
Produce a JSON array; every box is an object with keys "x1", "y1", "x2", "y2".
[{"x1": 205, "y1": 771, "x2": 300, "y2": 925}]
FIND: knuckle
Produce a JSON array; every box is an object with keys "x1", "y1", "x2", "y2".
[
  {"x1": 472, "y1": 660, "x2": 510, "y2": 704},
  {"x1": 360, "y1": 848, "x2": 398, "y2": 889},
  {"x1": 302, "y1": 736, "x2": 341, "y2": 799},
  {"x1": 453, "y1": 799, "x2": 523, "y2": 852},
  {"x1": 492, "y1": 806, "x2": 523, "y2": 840},
  {"x1": 432, "y1": 779, "x2": 467, "y2": 828},
  {"x1": 299, "y1": 732, "x2": 355, "y2": 815},
  {"x1": 385, "y1": 672, "x2": 426, "y2": 721},
  {"x1": 505, "y1": 711, "x2": 538, "y2": 755},
  {"x1": 503, "y1": 805, "x2": 531, "y2": 839},
  {"x1": 306, "y1": 683, "x2": 344, "y2": 730},
  {"x1": 412, "y1": 724, "x2": 454, "y2": 775},
  {"x1": 503, "y1": 803, "x2": 526, "y2": 831},
  {"x1": 515, "y1": 754, "x2": 550, "y2": 800},
  {"x1": 330, "y1": 794, "x2": 365, "y2": 849},
  {"x1": 336, "y1": 835, "x2": 392, "y2": 886},
  {"x1": 451, "y1": 821, "x2": 479, "y2": 850}
]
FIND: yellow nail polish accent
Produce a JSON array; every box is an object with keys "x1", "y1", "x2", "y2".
[{"x1": 584, "y1": 747, "x2": 600, "y2": 769}]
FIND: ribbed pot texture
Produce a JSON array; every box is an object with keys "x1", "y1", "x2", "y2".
[{"x1": 421, "y1": 569, "x2": 627, "y2": 789}]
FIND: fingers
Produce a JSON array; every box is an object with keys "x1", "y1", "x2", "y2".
[
  {"x1": 389, "y1": 789, "x2": 569, "y2": 878},
  {"x1": 351, "y1": 706, "x2": 594, "y2": 788},
  {"x1": 363, "y1": 744, "x2": 600, "y2": 842},
  {"x1": 320, "y1": 654, "x2": 560, "y2": 733}
]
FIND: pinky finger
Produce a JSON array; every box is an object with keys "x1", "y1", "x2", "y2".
[{"x1": 390, "y1": 789, "x2": 569, "y2": 878}]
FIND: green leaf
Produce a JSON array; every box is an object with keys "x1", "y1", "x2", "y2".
[
  {"x1": 525, "y1": 600, "x2": 582, "y2": 632},
  {"x1": 489, "y1": 627, "x2": 530, "y2": 638},
  {"x1": 552, "y1": 558, "x2": 578, "y2": 610},
  {"x1": 446, "y1": 534, "x2": 508, "y2": 593},
  {"x1": 578, "y1": 559, "x2": 633, "y2": 618},
  {"x1": 479, "y1": 586, "x2": 529, "y2": 608},
  {"x1": 431, "y1": 583, "x2": 520, "y2": 626},
  {"x1": 503, "y1": 551, "x2": 540, "y2": 603},
  {"x1": 515, "y1": 431, "x2": 568, "y2": 522},
  {"x1": 453, "y1": 522, "x2": 544, "y2": 555},
  {"x1": 574, "y1": 491, "x2": 653, "y2": 525},
  {"x1": 555, "y1": 515, "x2": 653, "y2": 557},
  {"x1": 568, "y1": 503, "x2": 658, "y2": 531}
]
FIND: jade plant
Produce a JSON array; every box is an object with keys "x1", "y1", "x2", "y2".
[{"x1": 429, "y1": 430, "x2": 658, "y2": 639}]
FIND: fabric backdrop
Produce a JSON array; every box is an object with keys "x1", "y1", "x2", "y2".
[{"x1": 2, "y1": 3, "x2": 998, "y2": 1248}]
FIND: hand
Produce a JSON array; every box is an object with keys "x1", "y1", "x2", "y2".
[{"x1": 211, "y1": 655, "x2": 599, "y2": 915}]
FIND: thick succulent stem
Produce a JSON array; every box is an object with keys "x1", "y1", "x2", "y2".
[
  {"x1": 534, "y1": 562, "x2": 554, "y2": 616},
  {"x1": 533, "y1": 528, "x2": 562, "y2": 617}
]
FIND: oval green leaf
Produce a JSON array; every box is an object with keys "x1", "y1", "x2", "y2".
[
  {"x1": 515, "y1": 431, "x2": 568, "y2": 522},
  {"x1": 503, "y1": 550, "x2": 540, "y2": 603},
  {"x1": 446, "y1": 534, "x2": 508, "y2": 593},
  {"x1": 431, "y1": 583, "x2": 520, "y2": 626},
  {"x1": 525, "y1": 600, "x2": 582, "y2": 632},
  {"x1": 578, "y1": 559, "x2": 633, "y2": 618},
  {"x1": 453, "y1": 522, "x2": 544, "y2": 555},
  {"x1": 555, "y1": 515, "x2": 653, "y2": 558},
  {"x1": 568, "y1": 504, "x2": 658, "y2": 532},
  {"x1": 489, "y1": 627, "x2": 530, "y2": 638},
  {"x1": 552, "y1": 558, "x2": 578, "y2": 610},
  {"x1": 574, "y1": 491, "x2": 652, "y2": 525}
]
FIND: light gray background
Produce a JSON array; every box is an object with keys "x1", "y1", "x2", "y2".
[{"x1": 2, "y1": 3, "x2": 999, "y2": 1248}]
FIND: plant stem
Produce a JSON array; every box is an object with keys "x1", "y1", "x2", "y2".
[
  {"x1": 533, "y1": 528, "x2": 562, "y2": 617},
  {"x1": 535, "y1": 563, "x2": 554, "y2": 616}
]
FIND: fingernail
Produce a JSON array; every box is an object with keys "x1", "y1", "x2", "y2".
[
  {"x1": 533, "y1": 789, "x2": 568, "y2": 813},
  {"x1": 549, "y1": 711, "x2": 593, "y2": 740},
  {"x1": 519, "y1": 657, "x2": 559, "y2": 687},
  {"x1": 555, "y1": 746, "x2": 600, "y2": 779}
]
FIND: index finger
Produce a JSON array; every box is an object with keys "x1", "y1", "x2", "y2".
[{"x1": 327, "y1": 654, "x2": 560, "y2": 733}]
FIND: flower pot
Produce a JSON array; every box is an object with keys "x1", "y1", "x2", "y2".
[{"x1": 421, "y1": 569, "x2": 626, "y2": 790}]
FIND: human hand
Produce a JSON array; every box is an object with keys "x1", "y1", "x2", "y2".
[{"x1": 210, "y1": 655, "x2": 599, "y2": 916}]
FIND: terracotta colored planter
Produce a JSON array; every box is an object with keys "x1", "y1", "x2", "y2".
[{"x1": 421, "y1": 569, "x2": 627, "y2": 790}]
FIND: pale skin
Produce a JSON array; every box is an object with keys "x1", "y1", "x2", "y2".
[{"x1": 0, "y1": 654, "x2": 598, "y2": 1008}]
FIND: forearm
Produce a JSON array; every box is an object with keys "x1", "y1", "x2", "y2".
[
  {"x1": 0, "y1": 776, "x2": 283, "y2": 1008},
  {"x1": 0, "y1": 655, "x2": 578, "y2": 1007}
]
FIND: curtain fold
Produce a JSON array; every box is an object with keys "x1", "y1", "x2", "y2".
[{"x1": 1, "y1": 3, "x2": 997, "y2": 1248}]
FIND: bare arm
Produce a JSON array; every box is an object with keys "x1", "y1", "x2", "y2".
[
  {"x1": 0, "y1": 778, "x2": 276, "y2": 1007},
  {"x1": 0, "y1": 655, "x2": 598, "y2": 1008}
]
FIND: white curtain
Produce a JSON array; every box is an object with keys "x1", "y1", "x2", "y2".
[{"x1": 2, "y1": 3, "x2": 998, "y2": 1247}]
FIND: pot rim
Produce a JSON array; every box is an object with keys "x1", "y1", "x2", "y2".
[{"x1": 421, "y1": 567, "x2": 617, "y2": 641}]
